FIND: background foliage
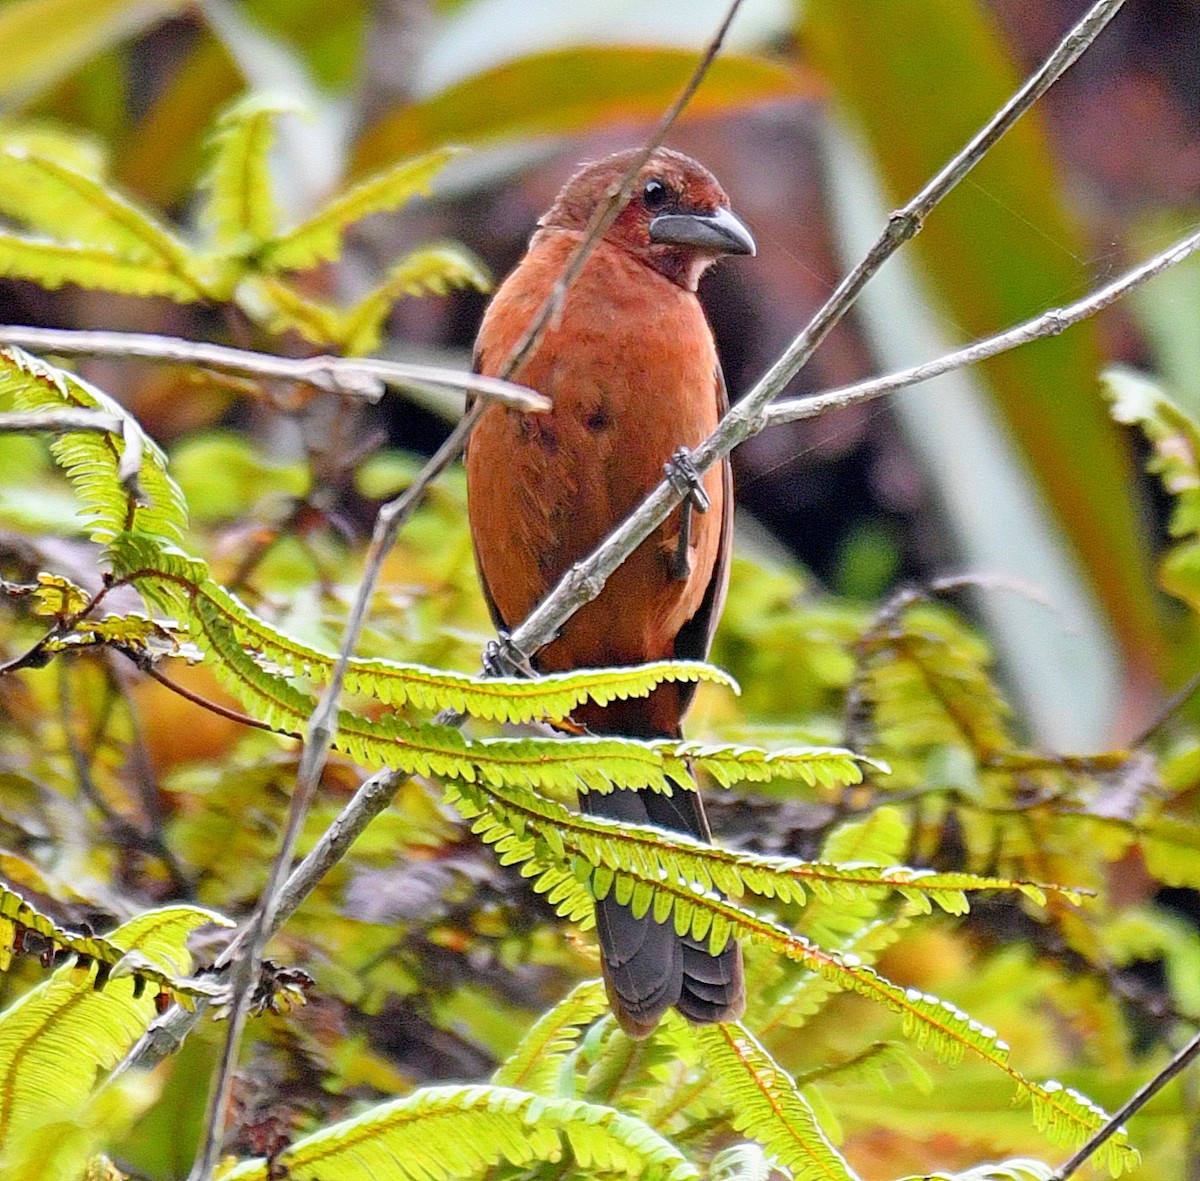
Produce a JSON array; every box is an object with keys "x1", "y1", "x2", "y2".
[{"x1": 1, "y1": 1, "x2": 1199, "y2": 1179}]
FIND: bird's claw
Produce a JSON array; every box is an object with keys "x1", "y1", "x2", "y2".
[
  {"x1": 664, "y1": 447, "x2": 710, "y2": 513},
  {"x1": 665, "y1": 448, "x2": 709, "y2": 581},
  {"x1": 483, "y1": 631, "x2": 534, "y2": 679}
]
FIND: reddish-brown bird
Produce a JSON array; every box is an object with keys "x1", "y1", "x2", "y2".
[{"x1": 466, "y1": 148, "x2": 755, "y2": 1037}]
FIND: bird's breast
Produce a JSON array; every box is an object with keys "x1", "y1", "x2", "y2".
[{"x1": 467, "y1": 234, "x2": 726, "y2": 674}]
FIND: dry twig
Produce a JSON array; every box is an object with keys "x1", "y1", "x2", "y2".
[{"x1": 0, "y1": 325, "x2": 546, "y2": 411}]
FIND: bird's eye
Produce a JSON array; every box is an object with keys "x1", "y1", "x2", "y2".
[{"x1": 642, "y1": 179, "x2": 671, "y2": 210}]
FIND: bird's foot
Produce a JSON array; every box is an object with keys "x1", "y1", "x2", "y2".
[
  {"x1": 664, "y1": 448, "x2": 709, "y2": 581},
  {"x1": 483, "y1": 630, "x2": 534, "y2": 679},
  {"x1": 664, "y1": 447, "x2": 711, "y2": 513}
]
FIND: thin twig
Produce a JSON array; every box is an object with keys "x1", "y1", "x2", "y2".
[
  {"x1": 765, "y1": 225, "x2": 1200, "y2": 427},
  {"x1": 503, "y1": 0, "x2": 1128, "y2": 663},
  {"x1": 186, "y1": 402, "x2": 485, "y2": 1180},
  {"x1": 1126, "y1": 664, "x2": 1200, "y2": 750},
  {"x1": 1052, "y1": 1028, "x2": 1200, "y2": 1180},
  {"x1": 0, "y1": 325, "x2": 546, "y2": 411},
  {"x1": 184, "y1": 6, "x2": 748, "y2": 1170},
  {"x1": 110, "y1": 764, "x2": 410, "y2": 1080},
  {"x1": 142, "y1": 664, "x2": 288, "y2": 736}
]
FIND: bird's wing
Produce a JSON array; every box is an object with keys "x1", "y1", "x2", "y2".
[
  {"x1": 672, "y1": 361, "x2": 734, "y2": 688},
  {"x1": 463, "y1": 353, "x2": 511, "y2": 639}
]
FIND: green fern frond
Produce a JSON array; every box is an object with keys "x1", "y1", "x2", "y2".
[
  {"x1": 709, "y1": 1143, "x2": 774, "y2": 1181},
  {"x1": 821, "y1": 807, "x2": 910, "y2": 865},
  {"x1": 217, "y1": 1084, "x2": 698, "y2": 1181},
  {"x1": 339, "y1": 243, "x2": 491, "y2": 354},
  {"x1": 492, "y1": 979, "x2": 609, "y2": 1093},
  {"x1": 0, "y1": 883, "x2": 228, "y2": 1007},
  {"x1": 864, "y1": 619, "x2": 1011, "y2": 760},
  {"x1": 237, "y1": 243, "x2": 489, "y2": 353},
  {"x1": 234, "y1": 273, "x2": 344, "y2": 345},
  {"x1": 261, "y1": 145, "x2": 464, "y2": 272},
  {"x1": 453, "y1": 797, "x2": 1130, "y2": 1165},
  {"x1": 198, "y1": 94, "x2": 295, "y2": 255},
  {"x1": 183, "y1": 587, "x2": 697, "y2": 792},
  {"x1": 758, "y1": 917, "x2": 911, "y2": 1036},
  {"x1": 342, "y1": 655, "x2": 738, "y2": 724},
  {"x1": 0, "y1": 149, "x2": 196, "y2": 267},
  {"x1": 792, "y1": 1040, "x2": 929, "y2": 1094},
  {"x1": 101, "y1": 533, "x2": 207, "y2": 614},
  {"x1": 453, "y1": 776, "x2": 1077, "y2": 924},
  {"x1": 0, "y1": 349, "x2": 187, "y2": 543},
  {"x1": 694, "y1": 1024, "x2": 859, "y2": 1181},
  {"x1": 1105, "y1": 367, "x2": 1200, "y2": 541},
  {"x1": 686, "y1": 744, "x2": 880, "y2": 790},
  {"x1": 0, "y1": 235, "x2": 204, "y2": 300},
  {"x1": 104, "y1": 530, "x2": 742, "y2": 725},
  {"x1": 0, "y1": 905, "x2": 225, "y2": 1157},
  {"x1": 0, "y1": 124, "x2": 106, "y2": 175},
  {"x1": 1021, "y1": 1083, "x2": 1136, "y2": 1175},
  {"x1": 1105, "y1": 368, "x2": 1200, "y2": 610},
  {"x1": 727, "y1": 906, "x2": 1130, "y2": 1166}
]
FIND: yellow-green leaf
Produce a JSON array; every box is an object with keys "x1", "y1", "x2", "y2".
[
  {"x1": 0, "y1": 0, "x2": 186, "y2": 104},
  {"x1": 198, "y1": 94, "x2": 298, "y2": 254},
  {"x1": 351, "y1": 48, "x2": 813, "y2": 175},
  {"x1": 803, "y1": 0, "x2": 1162, "y2": 689},
  {"x1": 218, "y1": 1084, "x2": 697, "y2": 1181},
  {"x1": 263, "y1": 146, "x2": 464, "y2": 272},
  {"x1": 694, "y1": 1024, "x2": 860, "y2": 1181},
  {"x1": 0, "y1": 905, "x2": 226, "y2": 1158},
  {"x1": 0, "y1": 151, "x2": 192, "y2": 263},
  {"x1": 339, "y1": 243, "x2": 491, "y2": 355},
  {"x1": 0, "y1": 235, "x2": 203, "y2": 301}
]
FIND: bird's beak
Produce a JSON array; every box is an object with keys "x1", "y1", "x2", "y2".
[{"x1": 648, "y1": 206, "x2": 756, "y2": 257}]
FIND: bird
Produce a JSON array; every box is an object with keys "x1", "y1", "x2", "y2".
[{"x1": 465, "y1": 147, "x2": 755, "y2": 1037}]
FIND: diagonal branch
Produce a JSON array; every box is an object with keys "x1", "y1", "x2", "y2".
[
  {"x1": 764, "y1": 225, "x2": 1200, "y2": 427},
  {"x1": 108, "y1": 764, "x2": 409, "y2": 1080},
  {"x1": 503, "y1": 0, "x2": 1129, "y2": 662},
  {"x1": 1052, "y1": 1027, "x2": 1200, "y2": 1180}
]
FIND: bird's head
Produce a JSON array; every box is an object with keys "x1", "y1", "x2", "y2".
[{"x1": 540, "y1": 147, "x2": 755, "y2": 291}]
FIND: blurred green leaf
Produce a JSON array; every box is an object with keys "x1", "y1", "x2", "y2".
[
  {"x1": 0, "y1": 0, "x2": 185, "y2": 106},
  {"x1": 263, "y1": 147, "x2": 466, "y2": 272},
  {"x1": 803, "y1": 0, "x2": 1162, "y2": 691},
  {"x1": 351, "y1": 47, "x2": 813, "y2": 175},
  {"x1": 116, "y1": 34, "x2": 243, "y2": 206},
  {"x1": 171, "y1": 432, "x2": 309, "y2": 523},
  {"x1": 244, "y1": 0, "x2": 371, "y2": 91}
]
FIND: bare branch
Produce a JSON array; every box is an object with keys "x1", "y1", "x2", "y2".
[
  {"x1": 184, "y1": 396, "x2": 484, "y2": 1180},
  {"x1": 1052, "y1": 1028, "x2": 1200, "y2": 1180},
  {"x1": 503, "y1": 0, "x2": 1129, "y2": 662},
  {"x1": 766, "y1": 224, "x2": 1200, "y2": 427},
  {"x1": 0, "y1": 325, "x2": 547, "y2": 412},
  {"x1": 109, "y1": 765, "x2": 408, "y2": 1080},
  {"x1": 0, "y1": 409, "x2": 122, "y2": 433}
]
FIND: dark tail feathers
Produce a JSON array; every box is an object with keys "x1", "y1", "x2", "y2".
[{"x1": 581, "y1": 771, "x2": 744, "y2": 1038}]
